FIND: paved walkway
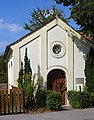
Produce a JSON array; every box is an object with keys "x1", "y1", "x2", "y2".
[{"x1": 0, "y1": 108, "x2": 94, "y2": 120}]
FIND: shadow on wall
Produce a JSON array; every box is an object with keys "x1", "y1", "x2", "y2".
[
  {"x1": 65, "y1": 28, "x2": 91, "y2": 60},
  {"x1": 73, "y1": 35, "x2": 90, "y2": 60},
  {"x1": 37, "y1": 64, "x2": 47, "y2": 90}
]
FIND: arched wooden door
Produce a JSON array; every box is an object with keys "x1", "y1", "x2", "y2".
[{"x1": 47, "y1": 69, "x2": 66, "y2": 105}]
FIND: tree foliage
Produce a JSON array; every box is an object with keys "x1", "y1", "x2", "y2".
[
  {"x1": 17, "y1": 48, "x2": 32, "y2": 89},
  {"x1": 18, "y1": 62, "x2": 23, "y2": 88},
  {"x1": 17, "y1": 48, "x2": 34, "y2": 110},
  {"x1": 0, "y1": 54, "x2": 6, "y2": 73},
  {"x1": 68, "y1": 90, "x2": 94, "y2": 109},
  {"x1": 0, "y1": 53, "x2": 6, "y2": 83},
  {"x1": 17, "y1": 48, "x2": 47, "y2": 110},
  {"x1": 24, "y1": 6, "x2": 67, "y2": 31},
  {"x1": 24, "y1": 48, "x2": 32, "y2": 75},
  {"x1": 55, "y1": 0, "x2": 94, "y2": 40},
  {"x1": 46, "y1": 91, "x2": 62, "y2": 110},
  {"x1": 85, "y1": 47, "x2": 94, "y2": 92}
]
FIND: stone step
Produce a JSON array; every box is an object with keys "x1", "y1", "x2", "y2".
[{"x1": 62, "y1": 105, "x2": 71, "y2": 110}]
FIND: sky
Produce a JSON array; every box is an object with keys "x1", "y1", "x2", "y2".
[{"x1": 0, "y1": 0, "x2": 79, "y2": 53}]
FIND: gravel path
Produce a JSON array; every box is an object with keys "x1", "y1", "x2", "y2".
[{"x1": 0, "y1": 108, "x2": 94, "y2": 120}]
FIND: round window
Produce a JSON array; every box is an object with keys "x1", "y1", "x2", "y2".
[
  {"x1": 51, "y1": 41, "x2": 65, "y2": 58},
  {"x1": 53, "y1": 44, "x2": 62, "y2": 54}
]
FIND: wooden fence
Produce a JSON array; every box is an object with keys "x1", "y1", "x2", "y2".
[{"x1": 0, "y1": 88, "x2": 24, "y2": 115}]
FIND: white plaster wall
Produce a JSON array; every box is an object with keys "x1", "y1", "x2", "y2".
[
  {"x1": 67, "y1": 35, "x2": 74, "y2": 91},
  {"x1": 7, "y1": 18, "x2": 90, "y2": 93},
  {"x1": 47, "y1": 26, "x2": 68, "y2": 69},
  {"x1": 8, "y1": 56, "x2": 14, "y2": 89},
  {"x1": 20, "y1": 36, "x2": 41, "y2": 74},
  {"x1": 74, "y1": 38, "x2": 90, "y2": 89}
]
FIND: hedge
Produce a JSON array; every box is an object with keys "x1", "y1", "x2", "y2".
[{"x1": 68, "y1": 90, "x2": 94, "y2": 109}]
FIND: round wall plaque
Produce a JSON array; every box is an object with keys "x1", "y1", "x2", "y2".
[{"x1": 50, "y1": 41, "x2": 66, "y2": 58}]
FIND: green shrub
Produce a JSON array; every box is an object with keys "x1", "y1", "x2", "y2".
[
  {"x1": 68, "y1": 91, "x2": 81, "y2": 108},
  {"x1": 25, "y1": 91, "x2": 35, "y2": 110},
  {"x1": 89, "y1": 92, "x2": 94, "y2": 107},
  {"x1": 79, "y1": 92, "x2": 90, "y2": 108},
  {"x1": 46, "y1": 91, "x2": 62, "y2": 111},
  {"x1": 35, "y1": 89, "x2": 47, "y2": 108},
  {"x1": 68, "y1": 90, "x2": 94, "y2": 109},
  {"x1": 25, "y1": 73, "x2": 47, "y2": 110},
  {"x1": 24, "y1": 74, "x2": 37, "y2": 110}
]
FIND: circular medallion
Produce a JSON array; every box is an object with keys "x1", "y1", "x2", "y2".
[
  {"x1": 53, "y1": 44, "x2": 62, "y2": 54},
  {"x1": 51, "y1": 41, "x2": 65, "y2": 58}
]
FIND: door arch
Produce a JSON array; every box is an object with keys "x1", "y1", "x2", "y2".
[{"x1": 47, "y1": 69, "x2": 66, "y2": 105}]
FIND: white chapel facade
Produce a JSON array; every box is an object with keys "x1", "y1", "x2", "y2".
[{"x1": 4, "y1": 18, "x2": 91, "y2": 105}]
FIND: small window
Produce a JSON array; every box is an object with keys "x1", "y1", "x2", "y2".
[
  {"x1": 53, "y1": 44, "x2": 62, "y2": 54},
  {"x1": 50, "y1": 41, "x2": 66, "y2": 58},
  {"x1": 76, "y1": 86, "x2": 77, "y2": 90},
  {"x1": 9, "y1": 64, "x2": 10, "y2": 68},
  {"x1": 11, "y1": 61, "x2": 12, "y2": 67},
  {"x1": 79, "y1": 86, "x2": 81, "y2": 92}
]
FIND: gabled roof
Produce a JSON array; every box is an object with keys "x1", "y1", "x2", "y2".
[
  {"x1": 4, "y1": 17, "x2": 93, "y2": 59},
  {"x1": 4, "y1": 17, "x2": 56, "y2": 59}
]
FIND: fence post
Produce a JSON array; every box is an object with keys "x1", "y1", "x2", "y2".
[
  {"x1": 1, "y1": 90, "x2": 4, "y2": 114},
  {"x1": 5, "y1": 90, "x2": 8, "y2": 113},
  {"x1": 9, "y1": 89, "x2": 12, "y2": 113},
  {"x1": 0, "y1": 88, "x2": 24, "y2": 114},
  {"x1": 17, "y1": 89, "x2": 20, "y2": 113},
  {"x1": 13, "y1": 89, "x2": 16, "y2": 113},
  {"x1": 21, "y1": 89, "x2": 24, "y2": 112}
]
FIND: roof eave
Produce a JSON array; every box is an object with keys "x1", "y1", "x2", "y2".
[{"x1": 4, "y1": 45, "x2": 12, "y2": 61}]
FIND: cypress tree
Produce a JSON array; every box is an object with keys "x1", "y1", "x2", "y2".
[
  {"x1": 85, "y1": 47, "x2": 94, "y2": 92},
  {"x1": 18, "y1": 62, "x2": 24, "y2": 88},
  {"x1": 18, "y1": 48, "x2": 32, "y2": 88},
  {"x1": 24, "y1": 48, "x2": 32, "y2": 75}
]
